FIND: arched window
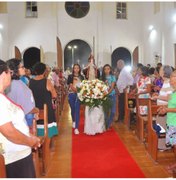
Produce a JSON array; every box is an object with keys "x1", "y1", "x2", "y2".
[{"x1": 65, "y1": 2, "x2": 90, "y2": 19}]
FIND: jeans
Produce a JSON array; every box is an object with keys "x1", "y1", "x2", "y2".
[
  {"x1": 68, "y1": 93, "x2": 80, "y2": 129},
  {"x1": 105, "y1": 94, "x2": 116, "y2": 128}
]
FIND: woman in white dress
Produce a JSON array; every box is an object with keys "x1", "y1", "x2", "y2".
[{"x1": 83, "y1": 54, "x2": 105, "y2": 135}]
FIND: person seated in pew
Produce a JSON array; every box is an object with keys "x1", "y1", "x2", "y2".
[
  {"x1": 133, "y1": 63, "x2": 143, "y2": 87},
  {"x1": 0, "y1": 59, "x2": 41, "y2": 178},
  {"x1": 152, "y1": 67, "x2": 163, "y2": 93},
  {"x1": 137, "y1": 66, "x2": 151, "y2": 98},
  {"x1": 129, "y1": 65, "x2": 151, "y2": 99},
  {"x1": 157, "y1": 70, "x2": 176, "y2": 174},
  {"x1": 148, "y1": 67, "x2": 156, "y2": 84},
  {"x1": 132, "y1": 66, "x2": 151, "y2": 115},
  {"x1": 152, "y1": 65, "x2": 173, "y2": 150}
]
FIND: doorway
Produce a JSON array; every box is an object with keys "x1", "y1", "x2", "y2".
[
  {"x1": 111, "y1": 47, "x2": 132, "y2": 70},
  {"x1": 64, "y1": 39, "x2": 91, "y2": 70},
  {"x1": 23, "y1": 47, "x2": 40, "y2": 69}
]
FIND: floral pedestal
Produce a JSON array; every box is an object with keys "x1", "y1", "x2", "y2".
[{"x1": 84, "y1": 105, "x2": 106, "y2": 135}]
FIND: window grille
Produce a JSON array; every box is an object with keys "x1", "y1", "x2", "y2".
[
  {"x1": 26, "y1": 2, "x2": 38, "y2": 18},
  {"x1": 116, "y1": 2, "x2": 127, "y2": 19}
]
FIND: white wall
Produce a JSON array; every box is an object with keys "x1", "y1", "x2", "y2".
[
  {"x1": 57, "y1": 2, "x2": 143, "y2": 67},
  {"x1": 57, "y1": 2, "x2": 100, "y2": 66},
  {"x1": 101, "y1": 2, "x2": 143, "y2": 67},
  {"x1": 163, "y1": 2, "x2": 176, "y2": 67},
  {"x1": 141, "y1": 2, "x2": 164, "y2": 66},
  {"x1": 1, "y1": 2, "x2": 176, "y2": 67},
  {"x1": 7, "y1": 2, "x2": 58, "y2": 66},
  {"x1": 0, "y1": 14, "x2": 8, "y2": 61},
  {"x1": 4, "y1": 2, "x2": 143, "y2": 67},
  {"x1": 141, "y1": 2, "x2": 176, "y2": 67}
]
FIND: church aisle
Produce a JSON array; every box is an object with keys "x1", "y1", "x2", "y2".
[
  {"x1": 72, "y1": 109, "x2": 145, "y2": 178},
  {"x1": 44, "y1": 99, "x2": 174, "y2": 178},
  {"x1": 44, "y1": 99, "x2": 72, "y2": 178}
]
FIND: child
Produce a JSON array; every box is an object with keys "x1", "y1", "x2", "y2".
[
  {"x1": 67, "y1": 64, "x2": 84, "y2": 134},
  {"x1": 101, "y1": 64, "x2": 116, "y2": 129}
]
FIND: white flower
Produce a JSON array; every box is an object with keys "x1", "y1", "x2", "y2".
[
  {"x1": 77, "y1": 79, "x2": 109, "y2": 107},
  {"x1": 85, "y1": 99, "x2": 90, "y2": 102}
]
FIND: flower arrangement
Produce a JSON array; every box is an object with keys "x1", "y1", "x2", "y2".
[{"x1": 77, "y1": 79, "x2": 111, "y2": 109}]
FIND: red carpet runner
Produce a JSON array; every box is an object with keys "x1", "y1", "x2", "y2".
[{"x1": 72, "y1": 111, "x2": 145, "y2": 178}]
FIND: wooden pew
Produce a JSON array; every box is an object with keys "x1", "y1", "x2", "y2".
[
  {"x1": 124, "y1": 89, "x2": 130, "y2": 128},
  {"x1": 0, "y1": 154, "x2": 6, "y2": 178},
  {"x1": 135, "y1": 95, "x2": 149, "y2": 142},
  {"x1": 32, "y1": 104, "x2": 50, "y2": 176},
  {"x1": 52, "y1": 98, "x2": 60, "y2": 124},
  {"x1": 56, "y1": 86, "x2": 62, "y2": 115},
  {"x1": 124, "y1": 89, "x2": 135, "y2": 129},
  {"x1": 147, "y1": 100, "x2": 166, "y2": 162},
  {"x1": 38, "y1": 104, "x2": 50, "y2": 176},
  {"x1": 32, "y1": 117, "x2": 40, "y2": 178},
  {"x1": 135, "y1": 97, "x2": 167, "y2": 161}
]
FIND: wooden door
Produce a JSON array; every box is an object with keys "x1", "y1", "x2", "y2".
[
  {"x1": 14, "y1": 46, "x2": 21, "y2": 60},
  {"x1": 132, "y1": 46, "x2": 139, "y2": 67},
  {"x1": 56, "y1": 37, "x2": 62, "y2": 68}
]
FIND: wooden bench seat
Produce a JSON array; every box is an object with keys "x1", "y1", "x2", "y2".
[
  {"x1": 0, "y1": 154, "x2": 6, "y2": 178},
  {"x1": 135, "y1": 95, "x2": 150, "y2": 142},
  {"x1": 32, "y1": 104, "x2": 51, "y2": 177},
  {"x1": 124, "y1": 89, "x2": 136, "y2": 129},
  {"x1": 147, "y1": 101, "x2": 166, "y2": 162}
]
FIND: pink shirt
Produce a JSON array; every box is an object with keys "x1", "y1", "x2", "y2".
[{"x1": 52, "y1": 72, "x2": 60, "y2": 87}]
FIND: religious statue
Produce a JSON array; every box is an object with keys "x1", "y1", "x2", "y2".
[
  {"x1": 83, "y1": 53, "x2": 105, "y2": 135},
  {"x1": 83, "y1": 53, "x2": 100, "y2": 80}
]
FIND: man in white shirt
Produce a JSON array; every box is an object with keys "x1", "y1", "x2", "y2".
[{"x1": 116, "y1": 59, "x2": 134, "y2": 123}]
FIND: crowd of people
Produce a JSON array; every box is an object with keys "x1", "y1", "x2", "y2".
[
  {"x1": 0, "y1": 59, "x2": 62, "y2": 178},
  {"x1": 66, "y1": 56, "x2": 176, "y2": 174},
  {"x1": 0, "y1": 59, "x2": 40, "y2": 178},
  {"x1": 1, "y1": 54, "x2": 176, "y2": 176}
]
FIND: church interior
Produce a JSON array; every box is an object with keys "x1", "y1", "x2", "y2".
[{"x1": 1, "y1": 1, "x2": 176, "y2": 178}]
